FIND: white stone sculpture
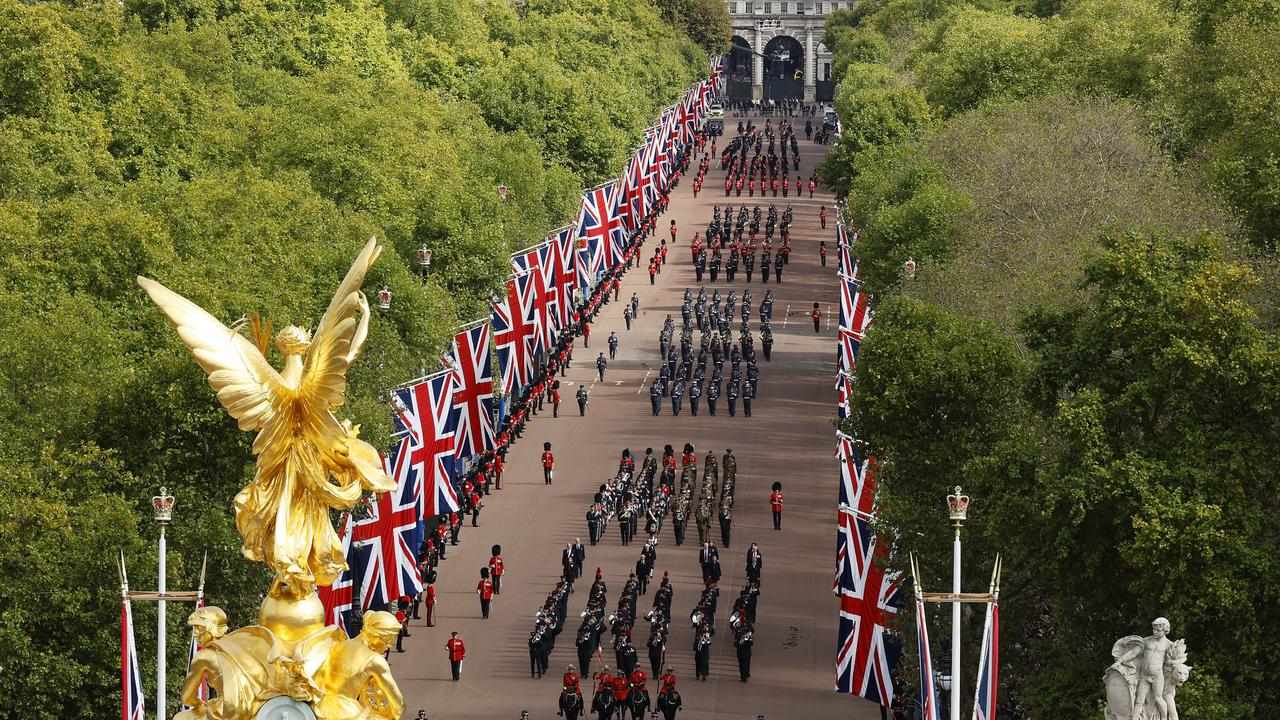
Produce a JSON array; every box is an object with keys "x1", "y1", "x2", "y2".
[{"x1": 1102, "y1": 618, "x2": 1191, "y2": 720}]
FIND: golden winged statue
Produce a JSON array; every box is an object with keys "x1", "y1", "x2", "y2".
[{"x1": 138, "y1": 237, "x2": 394, "y2": 596}]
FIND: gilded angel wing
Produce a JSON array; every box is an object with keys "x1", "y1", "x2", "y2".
[
  {"x1": 137, "y1": 276, "x2": 285, "y2": 432},
  {"x1": 298, "y1": 237, "x2": 381, "y2": 412}
]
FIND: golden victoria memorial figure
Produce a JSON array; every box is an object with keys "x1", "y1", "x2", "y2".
[{"x1": 138, "y1": 238, "x2": 405, "y2": 719}]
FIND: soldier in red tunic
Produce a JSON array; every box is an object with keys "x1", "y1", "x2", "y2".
[
  {"x1": 488, "y1": 544, "x2": 505, "y2": 594},
  {"x1": 476, "y1": 567, "x2": 494, "y2": 619}
]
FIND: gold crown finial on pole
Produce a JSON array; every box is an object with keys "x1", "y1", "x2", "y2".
[{"x1": 947, "y1": 485, "x2": 969, "y2": 530}]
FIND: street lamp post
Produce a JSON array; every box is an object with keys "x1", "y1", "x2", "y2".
[
  {"x1": 152, "y1": 487, "x2": 175, "y2": 720},
  {"x1": 418, "y1": 245, "x2": 432, "y2": 284},
  {"x1": 947, "y1": 486, "x2": 970, "y2": 720}
]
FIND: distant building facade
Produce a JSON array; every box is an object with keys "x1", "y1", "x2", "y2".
[{"x1": 725, "y1": 0, "x2": 849, "y2": 102}]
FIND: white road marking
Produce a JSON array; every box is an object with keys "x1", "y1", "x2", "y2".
[
  {"x1": 637, "y1": 368, "x2": 652, "y2": 393},
  {"x1": 783, "y1": 304, "x2": 791, "y2": 328}
]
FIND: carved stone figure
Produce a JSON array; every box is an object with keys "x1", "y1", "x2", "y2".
[{"x1": 1103, "y1": 618, "x2": 1191, "y2": 720}]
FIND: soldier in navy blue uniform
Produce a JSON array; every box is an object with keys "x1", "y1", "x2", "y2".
[
  {"x1": 727, "y1": 379, "x2": 739, "y2": 417},
  {"x1": 706, "y1": 380, "x2": 720, "y2": 416},
  {"x1": 650, "y1": 382, "x2": 663, "y2": 416},
  {"x1": 742, "y1": 379, "x2": 755, "y2": 418},
  {"x1": 689, "y1": 381, "x2": 702, "y2": 416},
  {"x1": 671, "y1": 380, "x2": 685, "y2": 416}
]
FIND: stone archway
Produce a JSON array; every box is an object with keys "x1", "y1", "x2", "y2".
[
  {"x1": 728, "y1": 35, "x2": 754, "y2": 101},
  {"x1": 762, "y1": 35, "x2": 804, "y2": 100}
]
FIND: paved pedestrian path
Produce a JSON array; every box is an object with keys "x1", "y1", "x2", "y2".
[{"x1": 392, "y1": 114, "x2": 877, "y2": 720}]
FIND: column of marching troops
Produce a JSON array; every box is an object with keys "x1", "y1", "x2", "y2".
[
  {"x1": 719, "y1": 119, "x2": 818, "y2": 201},
  {"x1": 650, "y1": 286, "x2": 772, "y2": 418},
  {"x1": 381, "y1": 128, "x2": 720, "y2": 684},
  {"x1": 522, "y1": 445, "x2": 763, "y2": 719}
]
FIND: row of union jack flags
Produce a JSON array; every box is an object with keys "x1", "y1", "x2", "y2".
[
  {"x1": 832, "y1": 221, "x2": 1001, "y2": 720},
  {"x1": 315, "y1": 62, "x2": 724, "y2": 634},
  {"x1": 833, "y1": 221, "x2": 904, "y2": 707}
]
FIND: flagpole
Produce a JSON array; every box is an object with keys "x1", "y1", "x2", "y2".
[
  {"x1": 947, "y1": 487, "x2": 970, "y2": 720},
  {"x1": 153, "y1": 488, "x2": 175, "y2": 720}
]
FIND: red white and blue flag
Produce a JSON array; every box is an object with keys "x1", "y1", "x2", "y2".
[
  {"x1": 915, "y1": 594, "x2": 942, "y2": 720},
  {"x1": 577, "y1": 181, "x2": 626, "y2": 276},
  {"x1": 317, "y1": 513, "x2": 355, "y2": 633},
  {"x1": 491, "y1": 274, "x2": 537, "y2": 393},
  {"x1": 512, "y1": 241, "x2": 555, "y2": 351},
  {"x1": 353, "y1": 439, "x2": 428, "y2": 609},
  {"x1": 835, "y1": 545, "x2": 902, "y2": 705},
  {"x1": 390, "y1": 372, "x2": 459, "y2": 518},
  {"x1": 550, "y1": 225, "x2": 579, "y2": 327},
  {"x1": 447, "y1": 323, "x2": 496, "y2": 458},
  {"x1": 836, "y1": 370, "x2": 855, "y2": 420},
  {"x1": 838, "y1": 275, "x2": 872, "y2": 373},
  {"x1": 121, "y1": 590, "x2": 145, "y2": 720},
  {"x1": 972, "y1": 599, "x2": 1000, "y2": 720}
]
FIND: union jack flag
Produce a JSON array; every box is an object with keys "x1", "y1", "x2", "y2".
[
  {"x1": 838, "y1": 275, "x2": 872, "y2": 372},
  {"x1": 447, "y1": 324, "x2": 495, "y2": 458},
  {"x1": 835, "y1": 435, "x2": 877, "y2": 593},
  {"x1": 512, "y1": 242, "x2": 555, "y2": 351},
  {"x1": 317, "y1": 513, "x2": 355, "y2": 633},
  {"x1": 914, "y1": 593, "x2": 942, "y2": 720},
  {"x1": 391, "y1": 372, "x2": 459, "y2": 518},
  {"x1": 836, "y1": 370, "x2": 855, "y2": 420},
  {"x1": 577, "y1": 181, "x2": 626, "y2": 275},
  {"x1": 491, "y1": 274, "x2": 537, "y2": 393},
  {"x1": 121, "y1": 590, "x2": 144, "y2": 720},
  {"x1": 835, "y1": 550, "x2": 902, "y2": 705},
  {"x1": 972, "y1": 599, "x2": 1000, "y2": 720},
  {"x1": 838, "y1": 243, "x2": 859, "y2": 282},
  {"x1": 353, "y1": 438, "x2": 427, "y2": 609},
  {"x1": 550, "y1": 225, "x2": 578, "y2": 327}
]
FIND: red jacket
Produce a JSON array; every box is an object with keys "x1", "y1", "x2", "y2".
[
  {"x1": 477, "y1": 579, "x2": 494, "y2": 600},
  {"x1": 425, "y1": 584, "x2": 436, "y2": 605},
  {"x1": 447, "y1": 637, "x2": 466, "y2": 661},
  {"x1": 770, "y1": 491, "x2": 784, "y2": 512},
  {"x1": 542, "y1": 451, "x2": 555, "y2": 469},
  {"x1": 489, "y1": 555, "x2": 504, "y2": 577}
]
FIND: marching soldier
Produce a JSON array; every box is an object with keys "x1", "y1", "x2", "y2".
[
  {"x1": 727, "y1": 379, "x2": 739, "y2": 417},
  {"x1": 650, "y1": 381, "x2": 662, "y2": 416},
  {"x1": 671, "y1": 380, "x2": 685, "y2": 416},
  {"x1": 489, "y1": 544, "x2": 505, "y2": 594},
  {"x1": 732, "y1": 614, "x2": 754, "y2": 682},
  {"x1": 812, "y1": 302, "x2": 822, "y2": 332},
  {"x1": 608, "y1": 331, "x2": 619, "y2": 359},
  {"x1": 542, "y1": 442, "x2": 555, "y2": 485},
  {"x1": 774, "y1": 252, "x2": 784, "y2": 283},
  {"x1": 693, "y1": 620, "x2": 714, "y2": 681},
  {"x1": 477, "y1": 567, "x2": 494, "y2": 619},
  {"x1": 706, "y1": 379, "x2": 720, "y2": 416},
  {"x1": 576, "y1": 384, "x2": 589, "y2": 416},
  {"x1": 742, "y1": 378, "x2": 755, "y2": 418},
  {"x1": 689, "y1": 381, "x2": 702, "y2": 416},
  {"x1": 446, "y1": 631, "x2": 466, "y2": 681},
  {"x1": 624, "y1": 304, "x2": 633, "y2": 330},
  {"x1": 596, "y1": 353, "x2": 608, "y2": 382},
  {"x1": 770, "y1": 481, "x2": 784, "y2": 530}
]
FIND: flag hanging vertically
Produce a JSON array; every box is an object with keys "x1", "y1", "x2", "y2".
[
  {"x1": 352, "y1": 441, "x2": 427, "y2": 610},
  {"x1": 448, "y1": 323, "x2": 496, "y2": 458},
  {"x1": 914, "y1": 591, "x2": 942, "y2": 720},
  {"x1": 550, "y1": 225, "x2": 579, "y2": 327},
  {"x1": 317, "y1": 513, "x2": 355, "y2": 633},
  {"x1": 121, "y1": 587, "x2": 145, "y2": 720},
  {"x1": 390, "y1": 372, "x2": 459, "y2": 518},
  {"x1": 835, "y1": 545, "x2": 902, "y2": 705},
  {"x1": 838, "y1": 275, "x2": 872, "y2": 373},
  {"x1": 491, "y1": 274, "x2": 536, "y2": 393},
  {"x1": 577, "y1": 181, "x2": 626, "y2": 276},
  {"x1": 972, "y1": 597, "x2": 1000, "y2": 720}
]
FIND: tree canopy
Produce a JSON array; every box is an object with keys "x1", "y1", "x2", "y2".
[
  {"x1": 821, "y1": 0, "x2": 1280, "y2": 716},
  {"x1": 0, "y1": 0, "x2": 709, "y2": 716}
]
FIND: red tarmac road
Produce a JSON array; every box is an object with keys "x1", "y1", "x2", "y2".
[{"x1": 392, "y1": 113, "x2": 878, "y2": 720}]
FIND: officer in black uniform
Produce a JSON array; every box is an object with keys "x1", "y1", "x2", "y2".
[
  {"x1": 733, "y1": 616, "x2": 754, "y2": 682},
  {"x1": 694, "y1": 252, "x2": 706, "y2": 283},
  {"x1": 742, "y1": 379, "x2": 755, "y2": 418},
  {"x1": 671, "y1": 380, "x2": 685, "y2": 416},
  {"x1": 650, "y1": 382, "x2": 663, "y2": 416},
  {"x1": 706, "y1": 379, "x2": 720, "y2": 416},
  {"x1": 689, "y1": 381, "x2": 702, "y2": 416},
  {"x1": 727, "y1": 379, "x2": 739, "y2": 417}
]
